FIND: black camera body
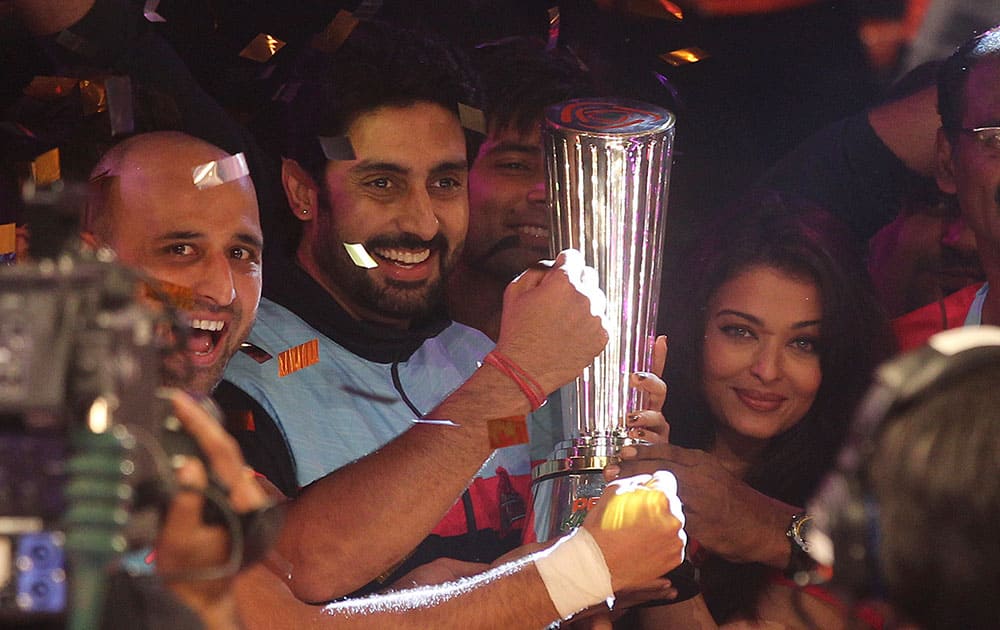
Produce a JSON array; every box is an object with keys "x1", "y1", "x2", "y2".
[
  {"x1": 0, "y1": 184, "x2": 280, "y2": 628},
  {"x1": 0, "y1": 248, "x2": 175, "y2": 623}
]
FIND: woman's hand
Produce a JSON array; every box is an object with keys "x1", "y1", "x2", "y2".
[
  {"x1": 625, "y1": 408, "x2": 669, "y2": 443},
  {"x1": 625, "y1": 336, "x2": 670, "y2": 443},
  {"x1": 606, "y1": 443, "x2": 799, "y2": 568}
]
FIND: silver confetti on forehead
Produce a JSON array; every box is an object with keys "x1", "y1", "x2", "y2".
[
  {"x1": 191, "y1": 153, "x2": 250, "y2": 190},
  {"x1": 318, "y1": 135, "x2": 357, "y2": 161}
]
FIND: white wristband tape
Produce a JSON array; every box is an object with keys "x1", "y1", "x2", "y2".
[{"x1": 534, "y1": 527, "x2": 615, "y2": 619}]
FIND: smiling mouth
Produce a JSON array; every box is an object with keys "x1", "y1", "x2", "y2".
[
  {"x1": 371, "y1": 247, "x2": 432, "y2": 266},
  {"x1": 734, "y1": 388, "x2": 786, "y2": 412},
  {"x1": 188, "y1": 318, "x2": 226, "y2": 356}
]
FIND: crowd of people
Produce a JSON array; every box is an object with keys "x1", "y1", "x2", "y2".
[{"x1": 2, "y1": 1, "x2": 999, "y2": 629}]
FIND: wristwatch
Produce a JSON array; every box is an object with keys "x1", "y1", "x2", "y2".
[{"x1": 785, "y1": 512, "x2": 816, "y2": 581}]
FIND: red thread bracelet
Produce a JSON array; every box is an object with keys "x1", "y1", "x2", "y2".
[
  {"x1": 483, "y1": 350, "x2": 546, "y2": 411},
  {"x1": 487, "y1": 350, "x2": 546, "y2": 404}
]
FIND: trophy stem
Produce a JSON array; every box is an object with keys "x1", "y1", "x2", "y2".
[{"x1": 528, "y1": 432, "x2": 644, "y2": 542}]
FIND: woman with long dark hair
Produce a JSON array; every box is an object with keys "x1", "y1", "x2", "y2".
[{"x1": 616, "y1": 191, "x2": 896, "y2": 628}]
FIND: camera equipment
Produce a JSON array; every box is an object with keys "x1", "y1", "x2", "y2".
[
  {"x1": 0, "y1": 183, "x2": 276, "y2": 629},
  {"x1": 807, "y1": 326, "x2": 1000, "y2": 599}
]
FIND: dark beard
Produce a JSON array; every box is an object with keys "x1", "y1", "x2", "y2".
[{"x1": 313, "y1": 231, "x2": 453, "y2": 321}]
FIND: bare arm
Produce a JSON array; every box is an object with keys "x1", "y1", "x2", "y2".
[
  {"x1": 238, "y1": 471, "x2": 686, "y2": 629},
  {"x1": 236, "y1": 557, "x2": 561, "y2": 630},
  {"x1": 867, "y1": 84, "x2": 940, "y2": 177},
  {"x1": 274, "y1": 250, "x2": 610, "y2": 603},
  {"x1": 611, "y1": 443, "x2": 800, "y2": 570},
  {"x1": 757, "y1": 72, "x2": 939, "y2": 241}
]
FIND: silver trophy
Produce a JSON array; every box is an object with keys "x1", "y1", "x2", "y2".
[{"x1": 529, "y1": 98, "x2": 675, "y2": 542}]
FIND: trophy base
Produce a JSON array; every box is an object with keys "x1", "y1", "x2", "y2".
[{"x1": 527, "y1": 431, "x2": 643, "y2": 543}]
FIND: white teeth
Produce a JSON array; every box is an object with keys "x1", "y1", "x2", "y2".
[
  {"x1": 191, "y1": 319, "x2": 225, "y2": 332},
  {"x1": 375, "y1": 248, "x2": 431, "y2": 265},
  {"x1": 517, "y1": 226, "x2": 549, "y2": 238}
]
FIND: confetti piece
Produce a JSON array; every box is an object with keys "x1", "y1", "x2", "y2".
[
  {"x1": 191, "y1": 153, "x2": 250, "y2": 190},
  {"x1": 239, "y1": 33, "x2": 286, "y2": 63},
  {"x1": 344, "y1": 243, "x2": 378, "y2": 269},
  {"x1": 239, "y1": 342, "x2": 273, "y2": 364},
  {"x1": 662, "y1": 1, "x2": 684, "y2": 19},
  {"x1": 20, "y1": 148, "x2": 61, "y2": 187},
  {"x1": 658, "y1": 47, "x2": 711, "y2": 67},
  {"x1": 458, "y1": 103, "x2": 487, "y2": 135},
  {"x1": 652, "y1": 72, "x2": 683, "y2": 108},
  {"x1": 105, "y1": 76, "x2": 135, "y2": 136},
  {"x1": 1, "y1": 223, "x2": 15, "y2": 258},
  {"x1": 412, "y1": 418, "x2": 460, "y2": 427},
  {"x1": 545, "y1": 6, "x2": 560, "y2": 51},
  {"x1": 311, "y1": 10, "x2": 359, "y2": 54},
  {"x1": 488, "y1": 415, "x2": 530, "y2": 448},
  {"x1": 278, "y1": 339, "x2": 320, "y2": 377},
  {"x1": 143, "y1": 0, "x2": 166, "y2": 22},
  {"x1": 78, "y1": 78, "x2": 108, "y2": 114},
  {"x1": 624, "y1": 0, "x2": 683, "y2": 20},
  {"x1": 226, "y1": 409, "x2": 256, "y2": 432},
  {"x1": 318, "y1": 135, "x2": 357, "y2": 160}
]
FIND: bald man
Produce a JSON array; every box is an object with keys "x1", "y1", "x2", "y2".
[{"x1": 84, "y1": 131, "x2": 263, "y2": 395}]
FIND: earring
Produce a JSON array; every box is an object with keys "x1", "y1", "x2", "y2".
[{"x1": 300, "y1": 207, "x2": 310, "y2": 215}]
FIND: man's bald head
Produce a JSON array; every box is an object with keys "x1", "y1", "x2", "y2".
[
  {"x1": 84, "y1": 131, "x2": 264, "y2": 394},
  {"x1": 85, "y1": 131, "x2": 258, "y2": 244}
]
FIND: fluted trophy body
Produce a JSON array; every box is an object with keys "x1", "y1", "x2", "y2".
[{"x1": 529, "y1": 98, "x2": 675, "y2": 542}]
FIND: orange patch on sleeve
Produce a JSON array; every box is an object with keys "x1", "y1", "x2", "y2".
[{"x1": 278, "y1": 339, "x2": 320, "y2": 377}]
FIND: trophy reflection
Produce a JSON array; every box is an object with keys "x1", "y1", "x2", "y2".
[{"x1": 529, "y1": 98, "x2": 675, "y2": 542}]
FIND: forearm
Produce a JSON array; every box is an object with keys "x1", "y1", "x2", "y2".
[
  {"x1": 725, "y1": 489, "x2": 801, "y2": 570},
  {"x1": 242, "y1": 470, "x2": 683, "y2": 628},
  {"x1": 867, "y1": 84, "x2": 939, "y2": 176},
  {"x1": 758, "y1": 112, "x2": 924, "y2": 240},
  {"x1": 236, "y1": 558, "x2": 560, "y2": 630},
  {"x1": 274, "y1": 365, "x2": 533, "y2": 602}
]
